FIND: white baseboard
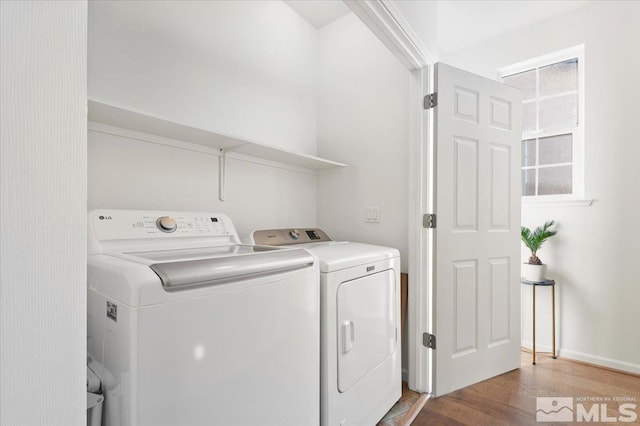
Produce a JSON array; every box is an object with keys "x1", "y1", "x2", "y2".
[
  {"x1": 521, "y1": 341, "x2": 554, "y2": 354},
  {"x1": 521, "y1": 342, "x2": 640, "y2": 375},
  {"x1": 559, "y1": 348, "x2": 640, "y2": 375}
]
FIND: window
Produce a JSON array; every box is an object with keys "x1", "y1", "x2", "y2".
[{"x1": 499, "y1": 46, "x2": 584, "y2": 199}]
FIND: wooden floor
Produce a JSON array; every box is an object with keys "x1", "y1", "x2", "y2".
[
  {"x1": 378, "y1": 382, "x2": 423, "y2": 426},
  {"x1": 412, "y1": 352, "x2": 640, "y2": 425}
]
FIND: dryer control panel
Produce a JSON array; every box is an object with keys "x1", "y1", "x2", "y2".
[{"x1": 252, "y1": 228, "x2": 332, "y2": 246}]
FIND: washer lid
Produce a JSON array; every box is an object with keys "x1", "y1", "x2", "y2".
[
  {"x1": 88, "y1": 244, "x2": 316, "y2": 305},
  {"x1": 122, "y1": 244, "x2": 275, "y2": 263},
  {"x1": 149, "y1": 248, "x2": 314, "y2": 290}
]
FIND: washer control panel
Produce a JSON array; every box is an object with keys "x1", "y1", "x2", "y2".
[
  {"x1": 90, "y1": 210, "x2": 233, "y2": 241},
  {"x1": 156, "y1": 216, "x2": 178, "y2": 233},
  {"x1": 252, "y1": 228, "x2": 332, "y2": 246}
]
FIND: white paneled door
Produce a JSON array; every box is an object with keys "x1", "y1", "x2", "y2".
[{"x1": 431, "y1": 63, "x2": 522, "y2": 396}]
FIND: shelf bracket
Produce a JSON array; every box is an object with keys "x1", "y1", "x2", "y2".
[{"x1": 219, "y1": 148, "x2": 227, "y2": 201}]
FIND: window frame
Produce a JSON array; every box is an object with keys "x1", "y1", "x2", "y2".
[{"x1": 498, "y1": 45, "x2": 585, "y2": 202}]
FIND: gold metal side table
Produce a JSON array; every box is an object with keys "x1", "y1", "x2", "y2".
[{"x1": 521, "y1": 279, "x2": 557, "y2": 365}]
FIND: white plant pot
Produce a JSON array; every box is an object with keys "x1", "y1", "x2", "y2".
[{"x1": 522, "y1": 263, "x2": 547, "y2": 282}]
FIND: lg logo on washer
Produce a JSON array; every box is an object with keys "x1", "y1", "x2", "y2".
[{"x1": 98, "y1": 215, "x2": 112, "y2": 220}]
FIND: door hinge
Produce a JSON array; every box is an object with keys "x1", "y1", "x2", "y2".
[
  {"x1": 423, "y1": 332, "x2": 436, "y2": 349},
  {"x1": 423, "y1": 214, "x2": 436, "y2": 229},
  {"x1": 424, "y1": 93, "x2": 437, "y2": 109}
]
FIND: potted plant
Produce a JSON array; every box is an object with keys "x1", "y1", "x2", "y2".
[{"x1": 521, "y1": 220, "x2": 557, "y2": 282}]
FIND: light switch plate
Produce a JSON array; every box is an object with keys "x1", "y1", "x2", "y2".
[{"x1": 365, "y1": 207, "x2": 380, "y2": 223}]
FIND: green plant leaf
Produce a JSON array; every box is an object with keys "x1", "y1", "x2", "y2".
[{"x1": 521, "y1": 220, "x2": 557, "y2": 264}]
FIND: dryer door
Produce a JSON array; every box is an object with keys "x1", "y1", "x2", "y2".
[{"x1": 337, "y1": 269, "x2": 397, "y2": 392}]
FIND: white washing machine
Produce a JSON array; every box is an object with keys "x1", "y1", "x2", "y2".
[
  {"x1": 87, "y1": 210, "x2": 320, "y2": 426},
  {"x1": 250, "y1": 229, "x2": 401, "y2": 426}
]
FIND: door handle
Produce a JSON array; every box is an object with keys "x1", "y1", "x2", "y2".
[{"x1": 342, "y1": 320, "x2": 355, "y2": 354}]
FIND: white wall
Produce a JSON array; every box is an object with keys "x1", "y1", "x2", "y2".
[
  {"x1": 89, "y1": 0, "x2": 318, "y2": 155},
  {"x1": 316, "y1": 13, "x2": 410, "y2": 272},
  {"x1": 89, "y1": 2, "x2": 412, "y2": 255},
  {"x1": 442, "y1": 1, "x2": 640, "y2": 373},
  {"x1": 88, "y1": 1, "x2": 321, "y2": 235},
  {"x1": 0, "y1": 1, "x2": 87, "y2": 424},
  {"x1": 88, "y1": 128, "x2": 317, "y2": 238},
  {"x1": 392, "y1": 0, "x2": 439, "y2": 61}
]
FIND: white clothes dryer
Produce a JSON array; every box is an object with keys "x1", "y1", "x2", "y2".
[
  {"x1": 87, "y1": 210, "x2": 320, "y2": 426},
  {"x1": 250, "y1": 228, "x2": 401, "y2": 426}
]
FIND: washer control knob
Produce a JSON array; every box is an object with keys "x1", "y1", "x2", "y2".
[
  {"x1": 156, "y1": 216, "x2": 177, "y2": 233},
  {"x1": 289, "y1": 230, "x2": 300, "y2": 240}
]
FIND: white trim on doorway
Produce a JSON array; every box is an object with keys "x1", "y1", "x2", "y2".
[
  {"x1": 345, "y1": 1, "x2": 434, "y2": 70},
  {"x1": 345, "y1": 0, "x2": 435, "y2": 393}
]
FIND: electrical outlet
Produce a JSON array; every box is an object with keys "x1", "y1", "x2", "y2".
[{"x1": 365, "y1": 207, "x2": 380, "y2": 223}]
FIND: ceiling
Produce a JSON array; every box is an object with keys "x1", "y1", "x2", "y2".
[
  {"x1": 437, "y1": 0, "x2": 593, "y2": 53},
  {"x1": 283, "y1": 0, "x2": 351, "y2": 29},
  {"x1": 283, "y1": 0, "x2": 592, "y2": 55}
]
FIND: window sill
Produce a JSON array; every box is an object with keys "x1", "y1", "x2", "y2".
[{"x1": 522, "y1": 198, "x2": 594, "y2": 207}]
